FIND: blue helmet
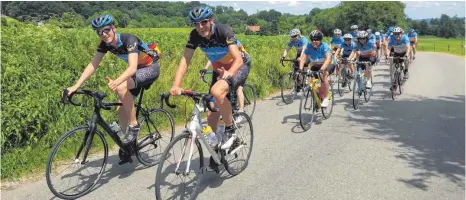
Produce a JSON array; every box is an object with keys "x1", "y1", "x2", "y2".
[
  {"x1": 388, "y1": 26, "x2": 394, "y2": 32},
  {"x1": 91, "y1": 14, "x2": 114, "y2": 30},
  {"x1": 189, "y1": 7, "x2": 213, "y2": 22}
]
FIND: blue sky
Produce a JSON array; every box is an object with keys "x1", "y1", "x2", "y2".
[{"x1": 198, "y1": 1, "x2": 465, "y2": 19}]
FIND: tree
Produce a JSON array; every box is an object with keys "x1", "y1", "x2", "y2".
[{"x1": 419, "y1": 19, "x2": 429, "y2": 35}]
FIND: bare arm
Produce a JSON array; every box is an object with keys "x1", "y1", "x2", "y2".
[
  {"x1": 172, "y1": 48, "x2": 195, "y2": 88},
  {"x1": 114, "y1": 52, "x2": 138, "y2": 86},
  {"x1": 282, "y1": 47, "x2": 291, "y2": 58},
  {"x1": 227, "y1": 44, "x2": 243, "y2": 74},
  {"x1": 204, "y1": 60, "x2": 212, "y2": 70}
]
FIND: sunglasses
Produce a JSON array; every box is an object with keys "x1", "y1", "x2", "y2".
[
  {"x1": 311, "y1": 39, "x2": 321, "y2": 42},
  {"x1": 359, "y1": 38, "x2": 367, "y2": 40},
  {"x1": 394, "y1": 33, "x2": 401, "y2": 35},
  {"x1": 192, "y1": 19, "x2": 210, "y2": 26},
  {"x1": 291, "y1": 35, "x2": 298, "y2": 39},
  {"x1": 96, "y1": 27, "x2": 112, "y2": 36},
  {"x1": 344, "y1": 39, "x2": 352, "y2": 41}
]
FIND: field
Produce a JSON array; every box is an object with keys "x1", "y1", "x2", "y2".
[
  {"x1": 416, "y1": 36, "x2": 465, "y2": 56},
  {"x1": 1, "y1": 25, "x2": 463, "y2": 182}
]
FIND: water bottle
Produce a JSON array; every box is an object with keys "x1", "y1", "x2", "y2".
[
  {"x1": 109, "y1": 121, "x2": 124, "y2": 138},
  {"x1": 202, "y1": 126, "x2": 219, "y2": 148}
]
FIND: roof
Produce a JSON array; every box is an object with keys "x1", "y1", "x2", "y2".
[{"x1": 246, "y1": 25, "x2": 261, "y2": 32}]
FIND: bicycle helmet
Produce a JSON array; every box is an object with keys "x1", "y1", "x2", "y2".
[
  {"x1": 388, "y1": 26, "x2": 394, "y2": 32},
  {"x1": 309, "y1": 30, "x2": 324, "y2": 41},
  {"x1": 91, "y1": 14, "x2": 114, "y2": 30},
  {"x1": 366, "y1": 29, "x2": 372, "y2": 34},
  {"x1": 343, "y1": 33, "x2": 353, "y2": 39},
  {"x1": 189, "y1": 7, "x2": 214, "y2": 22},
  {"x1": 410, "y1": 28, "x2": 415, "y2": 33},
  {"x1": 334, "y1": 29, "x2": 342, "y2": 35},
  {"x1": 357, "y1": 31, "x2": 369, "y2": 39},
  {"x1": 290, "y1": 28, "x2": 301, "y2": 37},
  {"x1": 375, "y1": 31, "x2": 380, "y2": 36},
  {"x1": 393, "y1": 27, "x2": 402, "y2": 33},
  {"x1": 351, "y1": 25, "x2": 358, "y2": 30}
]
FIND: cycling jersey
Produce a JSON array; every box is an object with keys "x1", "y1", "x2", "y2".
[
  {"x1": 303, "y1": 42, "x2": 335, "y2": 66},
  {"x1": 97, "y1": 33, "x2": 160, "y2": 66},
  {"x1": 369, "y1": 34, "x2": 376, "y2": 43},
  {"x1": 236, "y1": 40, "x2": 251, "y2": 63},
  {"x1": 330, "y1": 36, "x2": 344, "y2": 48},
  {"x1": 388, "y1": 34, "x2": 410, "y2": 54},
  {"x1": 341, "y1": 41, "x2": 357, "y2": 56},
  {"x1": 375, "y1": 35, "x2": 382, "y2": 41},
  {"x1": 288, "y1": 36, "x2": 308, "y2": 52},
  {"x1": 186, "y1": 23, "x2": 249, "y2": 71},
  {"x1": 357, "y1": 40, "x2": 376, "y2": 58},
  {"x1": 408, "y1": 32, "x2": 418, "y2": 42},
  {"x1": 350, "y1": 31, "x2": 359, "y2": 42}
]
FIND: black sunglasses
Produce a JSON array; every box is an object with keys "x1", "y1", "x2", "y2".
[
  {"x1": 291, "y1": 35, "x2": 298, "y2": 39},
  {"x1": 193, "y1": 19, "x2": 210, "y2": 26},
  {"x1": 96, "y1": 27, "x2": 112, "y2": 36}
]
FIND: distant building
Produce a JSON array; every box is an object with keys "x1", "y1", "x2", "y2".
[{"x1": 246, "y1": 25, "x2": 260, "y2": 32}]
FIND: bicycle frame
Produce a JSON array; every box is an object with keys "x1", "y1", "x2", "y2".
[{"x1": 304, "y1": 72, "x2": 324, "y2": 109}]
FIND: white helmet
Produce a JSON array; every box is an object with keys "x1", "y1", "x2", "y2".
[
  {"x1": 290, "y1": 28, "x2": 301, "y2": 37},
  {"x1": 393, "y1": 27, "x2": 402, "y2": 33},
  {"x1": 375, "y1": 31, "x2": 380, "y2": 36},
  {"x1": 343, "y1": 33, "x2": 353, "y2": 39},
  {"x1": 334, "y1": 29, "x2": 342, "y2": 35},
  {"x1": 351, "y1": 25, "x2": 358, "y2": 30}
]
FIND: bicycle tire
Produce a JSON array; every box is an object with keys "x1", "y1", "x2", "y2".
[
  {"x1": 224, "y1": 112, "x2": 254, "y2": 176},
  {"x1": 136, "y1": 108, "x2": 175, "y2": 167},
  {"x1": 364, "y1": 72, "x2": 372, "y2": 102},
  {"x1": 299, "y1": 88, "x2": 316, "y2": 131},
  {"x1": 46, "y1": 125, "x2": 108, "y2": 200},
  {"x1": 281, "y1": 71, "x2": 296, "y2": 104},
  {"x1": 337, "y1": 66, "x2": 344, "y2": 97},
  {"x1": 322, "y1": 76, "x2": 335, "y2": 119},
  {"x1": 155, "y1": 131, "x2": 204, "y2": 200},
  {"x1": 398, "y1": 69, "x2": 403, "y2": 95},
  {"x1": 391, "y1": 65, "x2": 398, "y2": 100},
  {"x1": 352, "y1": 73, "x2": 360, "y2": 110},
  {"x1": 242, "y1": 83, "x2": 257, "y2": 119}
]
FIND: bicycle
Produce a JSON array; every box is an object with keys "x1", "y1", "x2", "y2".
[
  {"x1": 280, "y1": 58, "x2": 306, "y2": 104},
  {"x1": 298, "y1": 69, "x2": 335, "y2": 131},
  {"x1": 335, "y1": 57, "x2": 353, "y2": 96},
  {"x1": 200, "y1": 70, "x2": 257, "y2": 119},
  {"x1": 389, "y1": 56, "x2": 407, "y2": 100},
  {"x1": 46, "y1": 87, "x2": 174, "y2": 199},
  {"x1": 155, "y1": 90, "x2": 254, "y2": 200},
  {"x1": 351, "y1": 60, "x2": 373, "y2": 110}
]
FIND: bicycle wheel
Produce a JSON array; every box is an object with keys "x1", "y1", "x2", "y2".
[
  {"x1": 352, "y1": 74, "x2": 360, "y2": 110},
  {"x1": 299, "y1": 88, "x2": 316, "y2": 131},
  {"x1": 136, "y1": 108, "x2": 175, "y2": 167},
  {"x1": 337, "y1": 66, "x2": 344, "y2": 97},
  {"x1": 322, "y1": 76, "x2": 335, "y2": 119},
  {"x1": 398, "y1": 69, "x2": 404, "y2": 95},
  {"x1": 364, "y1": 73, "x2": 372, "y2": 102},
  {"x1": 281, "y1": 71, "x2": 296, "y2": 104},
  {"x1": 155, "y1": 131, "x2": 204, "y2": 200},
  {"x1": 224, "y1": 112, "x2": 254, "y2": 176},
  {"x1": 46, "y1": 126, "x2": 108, "y2": 199},
  {"x1": 242, "y1": 83, "x2": 257, "y2": 119},
  {"x1": 391, "y1": 65, "x2": 398, "y2": 100}
]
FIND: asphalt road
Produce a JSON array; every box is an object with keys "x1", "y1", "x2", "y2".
[{"x1": 3, "y1": 52, "x2": 465, "y2": 200}]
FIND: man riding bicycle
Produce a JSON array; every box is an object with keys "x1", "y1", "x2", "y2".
[
  {"x1": 330, "y1": 29, "x2": 344, "y2": 58},
  {"x1": 375, "y1": 31, "x2": 382, "y2": 62},
  {"x1": 66, "y1": 14, "x2": 161, "y2": 145},
  {"x1": 408, "y1": 28, "x2": 418, "y2": 60},
  {"x1": 201, "y1": 39, "x2": 251, "y2": 124},
  {"x1": 299, "y1": 30, "x2": 336, "y2": 107},
  {"x1": 355, "y1": 31, "x2": 376, "y2": 89},
  {"x1": 340, "y1": 33, "x2": 357, "y2": 87},
  {"x1": 281, "y1": 28, "x2": 310, "y2": 91},
  {"x1": 386, "y1": 27, "x2": 411, "y2": 80},
  {"x1": 170, "y1": 7, "x2": 250, "y2": 150}
]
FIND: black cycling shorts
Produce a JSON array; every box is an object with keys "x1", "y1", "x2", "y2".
[
  {"x1": 309, "y1": 64, "x2": 336, "y2": 78},
  {"x1": 130, "y1": 62, "x2": 160, "y2": 97},
  {"x1": 210, "y1": 63, "x2": 250, "y2": 93}
]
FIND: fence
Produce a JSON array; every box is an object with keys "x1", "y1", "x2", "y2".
[{"x1": 418, "y1": 42, "x2": 465, "y2": 55}]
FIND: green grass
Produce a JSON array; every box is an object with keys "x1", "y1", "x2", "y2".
[
  {"x1": 415, "y1": 36, "x2": 465, "y2": 56},
  {"x1": 121, "y1": 27, "x2": 193, "y2": 33}
]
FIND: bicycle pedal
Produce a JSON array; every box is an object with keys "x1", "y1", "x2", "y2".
[{"x1": 118, "y1": 158, "x2": 133, "y2": 165}]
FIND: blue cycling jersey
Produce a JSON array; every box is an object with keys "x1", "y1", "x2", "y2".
[
  {"x1": 357, "y1": 40, "x2": 376, "y2": 58},
  {"x1": 330, "y1": 36, "x2": 344, "y2": 48},
  {"x1": 388, "y1": 34, "x2": 410, "y2": 53},
  {"x1": 369, "y1": 34, "x2": 376, "y2": 43},
  {"x1": 350, "y1": 31, "x2": 359, "y2": 42},
  {"x1": 303, "y1": 42, "x2": 334, "y2": 65},
  {"x1": 408, "y1": 32, "x2": 418, "y2": 41},
  {"x1": 341, "y1": 41, "x2": 357, "y2": 56},
  {"x1": 288, "y1": 37, "x2": 308, "y2": 52},
  {"x1": 375, "y1": 35, "x2": 382, "y2": 41}
]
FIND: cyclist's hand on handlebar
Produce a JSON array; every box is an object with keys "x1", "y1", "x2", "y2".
[
  {"x1": 66, "y1": 85, "x2": 80, "y2": 97},
  {"x1": 199, "y1": 69, "x2": 207, "y2": 78},
  {"x1": 169, "y1": 86, "x2": 183, "y2": 96},
  {"x1": 280, "y1": 56, "x2": 285, "y2": 62}
]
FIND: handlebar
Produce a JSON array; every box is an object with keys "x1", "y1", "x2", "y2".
[
  {"x1": 160, "y1": 91, "x2": 218, "y2": 112},
  {"x1": 280, "y1": 58, "x2": 299, "y2": 67},
  {"x1": 61, "y1": 89, "x2": 122, "y2": 110},
  {"x1": 200, "y1": 70, "x2": 213, "y2": 83}
]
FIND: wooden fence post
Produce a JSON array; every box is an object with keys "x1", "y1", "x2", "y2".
[
  {"x1": 448, "y1": 44, "x2": 450, "y2": 51},
  {"x1": 434, "y1": 43, "x2": 436, "y2": 51}
]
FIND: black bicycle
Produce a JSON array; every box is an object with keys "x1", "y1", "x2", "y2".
[
  {"x1": 46, "y1": 87, "x2": 174, "y2": 199},
  {"x1": 390, "y1": 56, "x2": 407, "y2": 100},
  {"x1": 200, "y1": 70, "x2": 257, "y2": 119},
  {"x1": 335, "y1": 57, "x2": 353, "y2": 96},
  {"x1": 280, "y1": 58, "x2": 306, "y2": 104}
]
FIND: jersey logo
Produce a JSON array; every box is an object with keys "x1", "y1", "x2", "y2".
[
  {"x1": 127, "y1": 42, "x2": 137, "y2": 52},
  {"x1": 226, "y1": 36, "x2": 237, "y2": 45}
]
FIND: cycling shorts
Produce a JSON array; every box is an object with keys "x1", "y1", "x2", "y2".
[
  {"x1": 210, "y1": 62, "x2": 250, "y2": 93},
  {"x1": 130, "y1": 62, "x2": 160, "y2": 97}
]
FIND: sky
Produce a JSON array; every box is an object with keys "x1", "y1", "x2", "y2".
[{"x1": 197, "y1": 1, "x2": 466, "y2": 19}]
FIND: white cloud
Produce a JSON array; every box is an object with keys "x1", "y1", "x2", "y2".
[
  {"x1": 434, "y1": 2, "x2": 440, "y2": 6},
  {"x1": 288, "y1": 0, "x2": 297, "y2": 7},
  {"x1": 269, "y1": 1, "x2": 276, "y2": 5},
  {"x1": 233, "y1": 3, "x2": 240, "y2": 11}
]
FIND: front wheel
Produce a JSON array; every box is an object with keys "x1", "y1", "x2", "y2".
[
  {"x1": 352, "y1": 74, "x2": 360, "y2": 110},
  {"x1": 299, "y1": 88, "x2": 316, "y2": 131},
  {"x1": 281, "y1": 71, "x2": 297, "y2": 104},
  {"x1": 224, "y1": 112, "x2": 254, "y2": 176},
  {"x1": 136, "y1": 108, "x2": 175, "y2": 167},
  {"x1": 46, "y1": 125, "x2": 108, "y2": 200}
]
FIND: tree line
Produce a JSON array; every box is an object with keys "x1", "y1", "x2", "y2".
[{"x1": 2, "y1": 1, "x2": 464, "y2": 38}]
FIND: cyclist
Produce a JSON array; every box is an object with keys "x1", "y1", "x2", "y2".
[
  {"x1": 170, "y1": 7, "x2": 250, "y2": 151},
  {"x1": 281, "y1": 28, "x2": 309, "y2": 91},
  {"x1": 201, "y1": 39, "x2": 251, "y2": 124},
  {"x1": 355, "y1": 31, "x2": 376, "y2": 89},
  {"x1": 330, "y1": 29, "x2": 344, "y2": 58},
  {"x1": 375, "y1": 31, "x2": 382, "y2": 61},
  {"x1": 350, "y1": 25, "x2": 359, "y2": 42},
  {"x1": 339, "y1": 33, "x2": 357, "y2": 87},
  {"x1": 386, "y1": 27, "x2": 411, "y2": 80},
  {"x1": 380, "y1": 30, "x2": 387, "y2": 59},
  {"x1": 66, "y1": 14, "x2": 161, "y2": 145},
  {"x1": 299, "y1": 30, "x2": 336, "y2": 107},
  {"x1": 408, "y1": 28, "x2": 418, "y2": 60}
]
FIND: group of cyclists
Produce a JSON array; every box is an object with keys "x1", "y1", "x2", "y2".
[{"x1": 64, "y1": 5, "x2": 419, "y2": 167}]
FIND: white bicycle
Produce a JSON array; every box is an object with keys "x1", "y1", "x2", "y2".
[{"x1": 155, "y1": 90, "x2": 254, "y2": 200}]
